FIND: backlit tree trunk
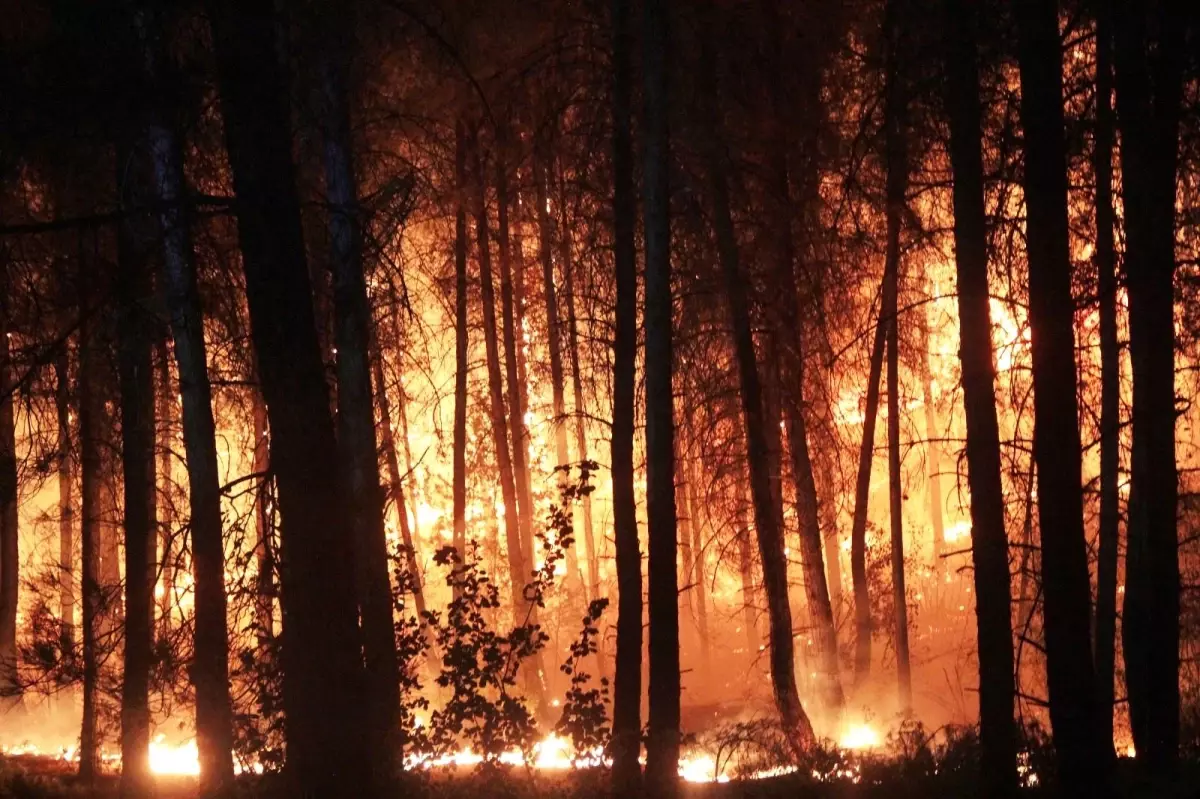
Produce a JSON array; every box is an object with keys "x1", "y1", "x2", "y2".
[
  {"x1": 207, "y1": 1, "x2": 370, "y2": 792},
  {"x1": 0, "y1": 264, "x2": 18, "y2": 705},
  {"x1": 55, "y1": 344, "x2": 74, "y2": 647},
  {"x1": 316, "y1": 13, "x2": 401, "y2": 779},
  {"x1": 943, "y1": 0, "x2": 1018, "y2": 790},
  {"x1": 1091, "y1": 0, "x2": 1120, "y2": 759},
  {"x1": 1015, "y1": 0, "x2": 1112, "y2": 791},
  {"x1": 452, "y1": 119, "x2": 469, "y2": 591},
  {"x1": 138, "y1": 7, "x2": 236, "y2": 783},
  {"x1": 611, "y1": 0, "x2": 643, "y2": 788},
  {"x1": 643, "y1": 0, "x2": 681, "y2": 789},
  {"x1": 1114, "y1": 0, "x2": 1183, "y2": 773}
]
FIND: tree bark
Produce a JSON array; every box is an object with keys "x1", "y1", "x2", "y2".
[
  {"x1": 0, "y1": 264, "x2": 18, "y2": 705},
  {"x1": 851, "y1": 289, "x2": 886, "y2": 683},
  {"x1": 611, "y1": 0, "x2": 643, "y2": 787},
  {"x1": 699, "y1": 3, "x2": 813, "y2": 753},
  {"x1": 154, "y1": 337, "x2": 175, "y2": 633},
  {"x1": 1015, "y1": 0, "x2": 1112, "y2": 792},
  {"x1": 452, "y1": 119, "x2": 469, "y2": 591},
  {"x1": 316, "y1": 15, "x2": 401, "y2": 780},
  {"x1": 207, "y1": 1, "x2": 370, "y2": 792},
  {"x1": 1091, "y1": 0, "x2": 1120, "y2": 760},
  {"x1": 116, "y1": 144, "x2": 157, "y2": 797},
  {"x1": 942, "y1": 0, "x2": 1018, "y2": 790},
  {"x1": 55, "y1": 345, "x2": 74, "y2": 647},
  {"x1": 1113, "y1": 0, "x2": 1183, "y2": 773},
  {"x1": 138, "y1": 9, "x2": 236, "y2": 783}
]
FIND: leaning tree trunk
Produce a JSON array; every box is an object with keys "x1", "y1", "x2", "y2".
[
  {"x1": 138, "y1": 8, "x2": 236, "y2": 783},
  {"x1": 764, "y1": 1, "x2": 842, "y2": 712},
  {"x1": 943, "y1": 0, "x2": 1018, "y2": 790},
  {"x1": 698, "y1": 2, "x2": 813, "y2": 753},
  {"x1": 1091, "y1": 0, "x2": 1120, "y2": 760},
  {"x1": 207, "y1": 1, "x2": 370, "y2": 793},
  {"x1": 881, "y1": 0, "x2": 913, "y2": 711},
  {"x1": 850, "y1": 287, "x2": 886, "y2": 683},
  {"x1": 611, "y1": 0, "x2": 643, "y2": 788},
  {"x1": 316, "y1": 17, "x2": 401, "y2": 781},
  {"x1": 1114, "y1": 0, "x2": 1183, "y2": 775},
  {"x1": 0, "y1": 265, "x2": 19, "y2": 706},
  {"x1": 643, "y1": 0, "x2": 682, "y2": 790},
  {"x1": 1015, "y1": 0, "x2": 1112, "y2": 793},
  {"x1": 116, "y1": 147, "x2": 157, "y2": 797}
]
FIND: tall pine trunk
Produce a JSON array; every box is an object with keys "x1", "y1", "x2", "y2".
[
  {"x1": 316, "y1": 15, "x2": 401, "y2": 779},
  {"x1": 1113, "y1": 0, "x2": 1183, "y2": 773},
  {"x1": 643, "y1": 0, "x2": 681, "y2": 788},
  {"x1": 55, "y1": 345, "x2": 74, "y2": 647},
  {"x1": 452, "y1": 120, "x2": 469, "y2": 590},
  {"x1": 1015, "y1": 0, "x2": 1112, "y2": 791},
  {"x1": 138, "y1": 8, "x2": 236, "y2": 782},
  {"x1": 116, "y1": 147, "x2": 156, "y2": 796},
  {"x1": 699, "y1": 3, "x2": 813, "y2": 752},
  {"x1": 207, "y1": 1, "x2": 370, "y2": 792},
  {"x1": 0, "y1": 264, "x2": 18, "y2": 705},
  {"x1": 1091, "y1": 0, "x2": 1120, "y2": 759},
  {"x1": 943, "y1": 0, "x2": 1017, "y2": 790},
  {"x1": 611, "y1": 0, "x2": 643, "y2": 787}
]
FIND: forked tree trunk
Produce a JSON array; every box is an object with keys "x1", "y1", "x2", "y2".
[
  {"x1": 1114, "y1": 0, "x2": 1183, "y2": 774},
  {"x1": 610, "y1": 0, "x2": 643, "y2": 787},
  {"x1": 643, "y1": 0, "x2": 682, "y2": 791},
  {"x1": 138, "y1": 7, "x2": 236, "y2": 782},
  {"x1": 116, "y1": 167, "x2": 157, "y2": 797},
  {"x1": 699, "y1": 4, "x2": 813, "y2": 752},
  {"x1": 207, "y1": 1, "x2": 370, "y2": 792},
  {"x1": 1015, "y1": 0, "x2": 1112, "y2": 792},
  {"x1": 1091, "y1": 0, "x2": 1119, "y2": 760},
  {"x1": 317, "y1": 15, "x2": 401, "y2": 779},
  {"x1": 943, "y1": 0, "x2": 1017, "y2": 790}
]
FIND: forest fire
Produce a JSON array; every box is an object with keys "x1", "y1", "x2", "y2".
[{"x1": 0, "y1": 0, "x2": 1198, "y2": 796}]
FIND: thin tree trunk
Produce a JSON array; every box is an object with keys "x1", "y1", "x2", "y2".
[
  {"x1": 684, "y1": 456, "x2": 711, "y2": 665},
  {"x1": 207, "y1": 1, "x2": 369, "y2": 791},
  {"x1": 1015, "y1": 0, "x2": 1112, "y2": 791},
  {"x1": 610, "y1": 0, "x2": 643, "y2": 787},
  {"x1": 452, "y1": 119, "x2": 469, "y2": 593},
  {"x1": 643, "y1": 0, "x2": 681, "y2": 790},
  {"x1": 943, "y1": 0, "x2": 1018, "y2": 790},
  {"x1": 0, "y1": 264, "x2": 19, "y2": 705},
  {"x1": 116, "y1": 155, "x2": 156, "y2": 795},
  {"x1": 77, "y1": 245, "x2": 103, "y2": 784},
  {"x1": 918, "y1": 319, "x2": 945, "y2": 570},
  {"x1": 55, "y1": 346, "x2": 74, "y2": 647},
  {"x1": 155, "y1": 337, "x2": 175, "y2": 632},
  {"x1": 1091, "y1": 0, "x2": 1120, "y2": 760},
  {"x1": 1114, "y1": 0, "x2": 1183, "y2": 774},
  {"x1": 882, "y1": 0, "x2": 913, "y2": 711},
  {"x1": 252, "y1": 387, "x2": 274, "y2": 644},
  {"x1": 699, "y1": 4, "x2": 812, "y2": 752},
  {"x1": 737, "y1": 495, "x2": 759, "y2": 662},
  {"x1": 138, "y1": 9, "x2": 236, "y2": 782},
  {"x1": 317, "y1": 19, "x2": 401, "y2": 780},
  {"x1": 851, "y1": 291, "x2": 886, "y2": 683}
]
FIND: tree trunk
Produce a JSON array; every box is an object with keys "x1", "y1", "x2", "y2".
[
  {"x1": 882, "y1": 0, "x2": 912, "y2": 711},
  {"x1": 116, "y1": 154, "x2": 157, "y2": 795},
  {"x1": 1015, "y1": 0, "x2": 1112, "y2": 792},
  {"x1": 155, "y1": 337, "x2": 175, "y2": 632},
  {"x1": 452, "y1": 119, "x2": 469, "y2": 592},
  {"x1": 851, "y1": 290, "x2": 886, "y2": 683},
  {"x1": 0, "y1": 264, "x2": 18, "y2": 705},
  {"x1": 1091, "y1": 0, "x2": 1119, "y2": 760},
  {"x1": 55, "y1": 345, "x2": 74, "y2": 647},
  {"x1": 138, "y1": 9, "x2": 237, "y2": 782},
  {"x1": 206, "y1": 1, "x2": 370, "y2": 792},
  {"x1": 643, "y1": 0, "x2": 681, "y2": 791},
  {"x1": 943, "y1": 0, "x2": 1018, "y2": 790},
  {"x1": 684, "y1": 456, "x2": 711, "y2": 664},
  {"x1": 77, "y1": 246, "x2": 104, "y2": 784},
  {"x1": 611, "y1": 0, "x2": 643, "y2": 788},
  {"x1": 1113, "y1": 0, "x2": 1183, "y2": 774},
  {"x1": 699, "y1": 4, "x2": 813, "y2": 753},
  {"x1": 918, "y1": 319, "x2": 945, "y2": 571},
  {"x1": 252, "y1": 387, "x2": 274, "y2": 645},
  {"x1": 317, "y1": 18, "x2": 401, "y2": 780}
]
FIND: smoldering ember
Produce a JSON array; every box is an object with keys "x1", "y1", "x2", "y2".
[{"x1": 0, "y1": 0, "x2": 1196, "y2": 797}]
